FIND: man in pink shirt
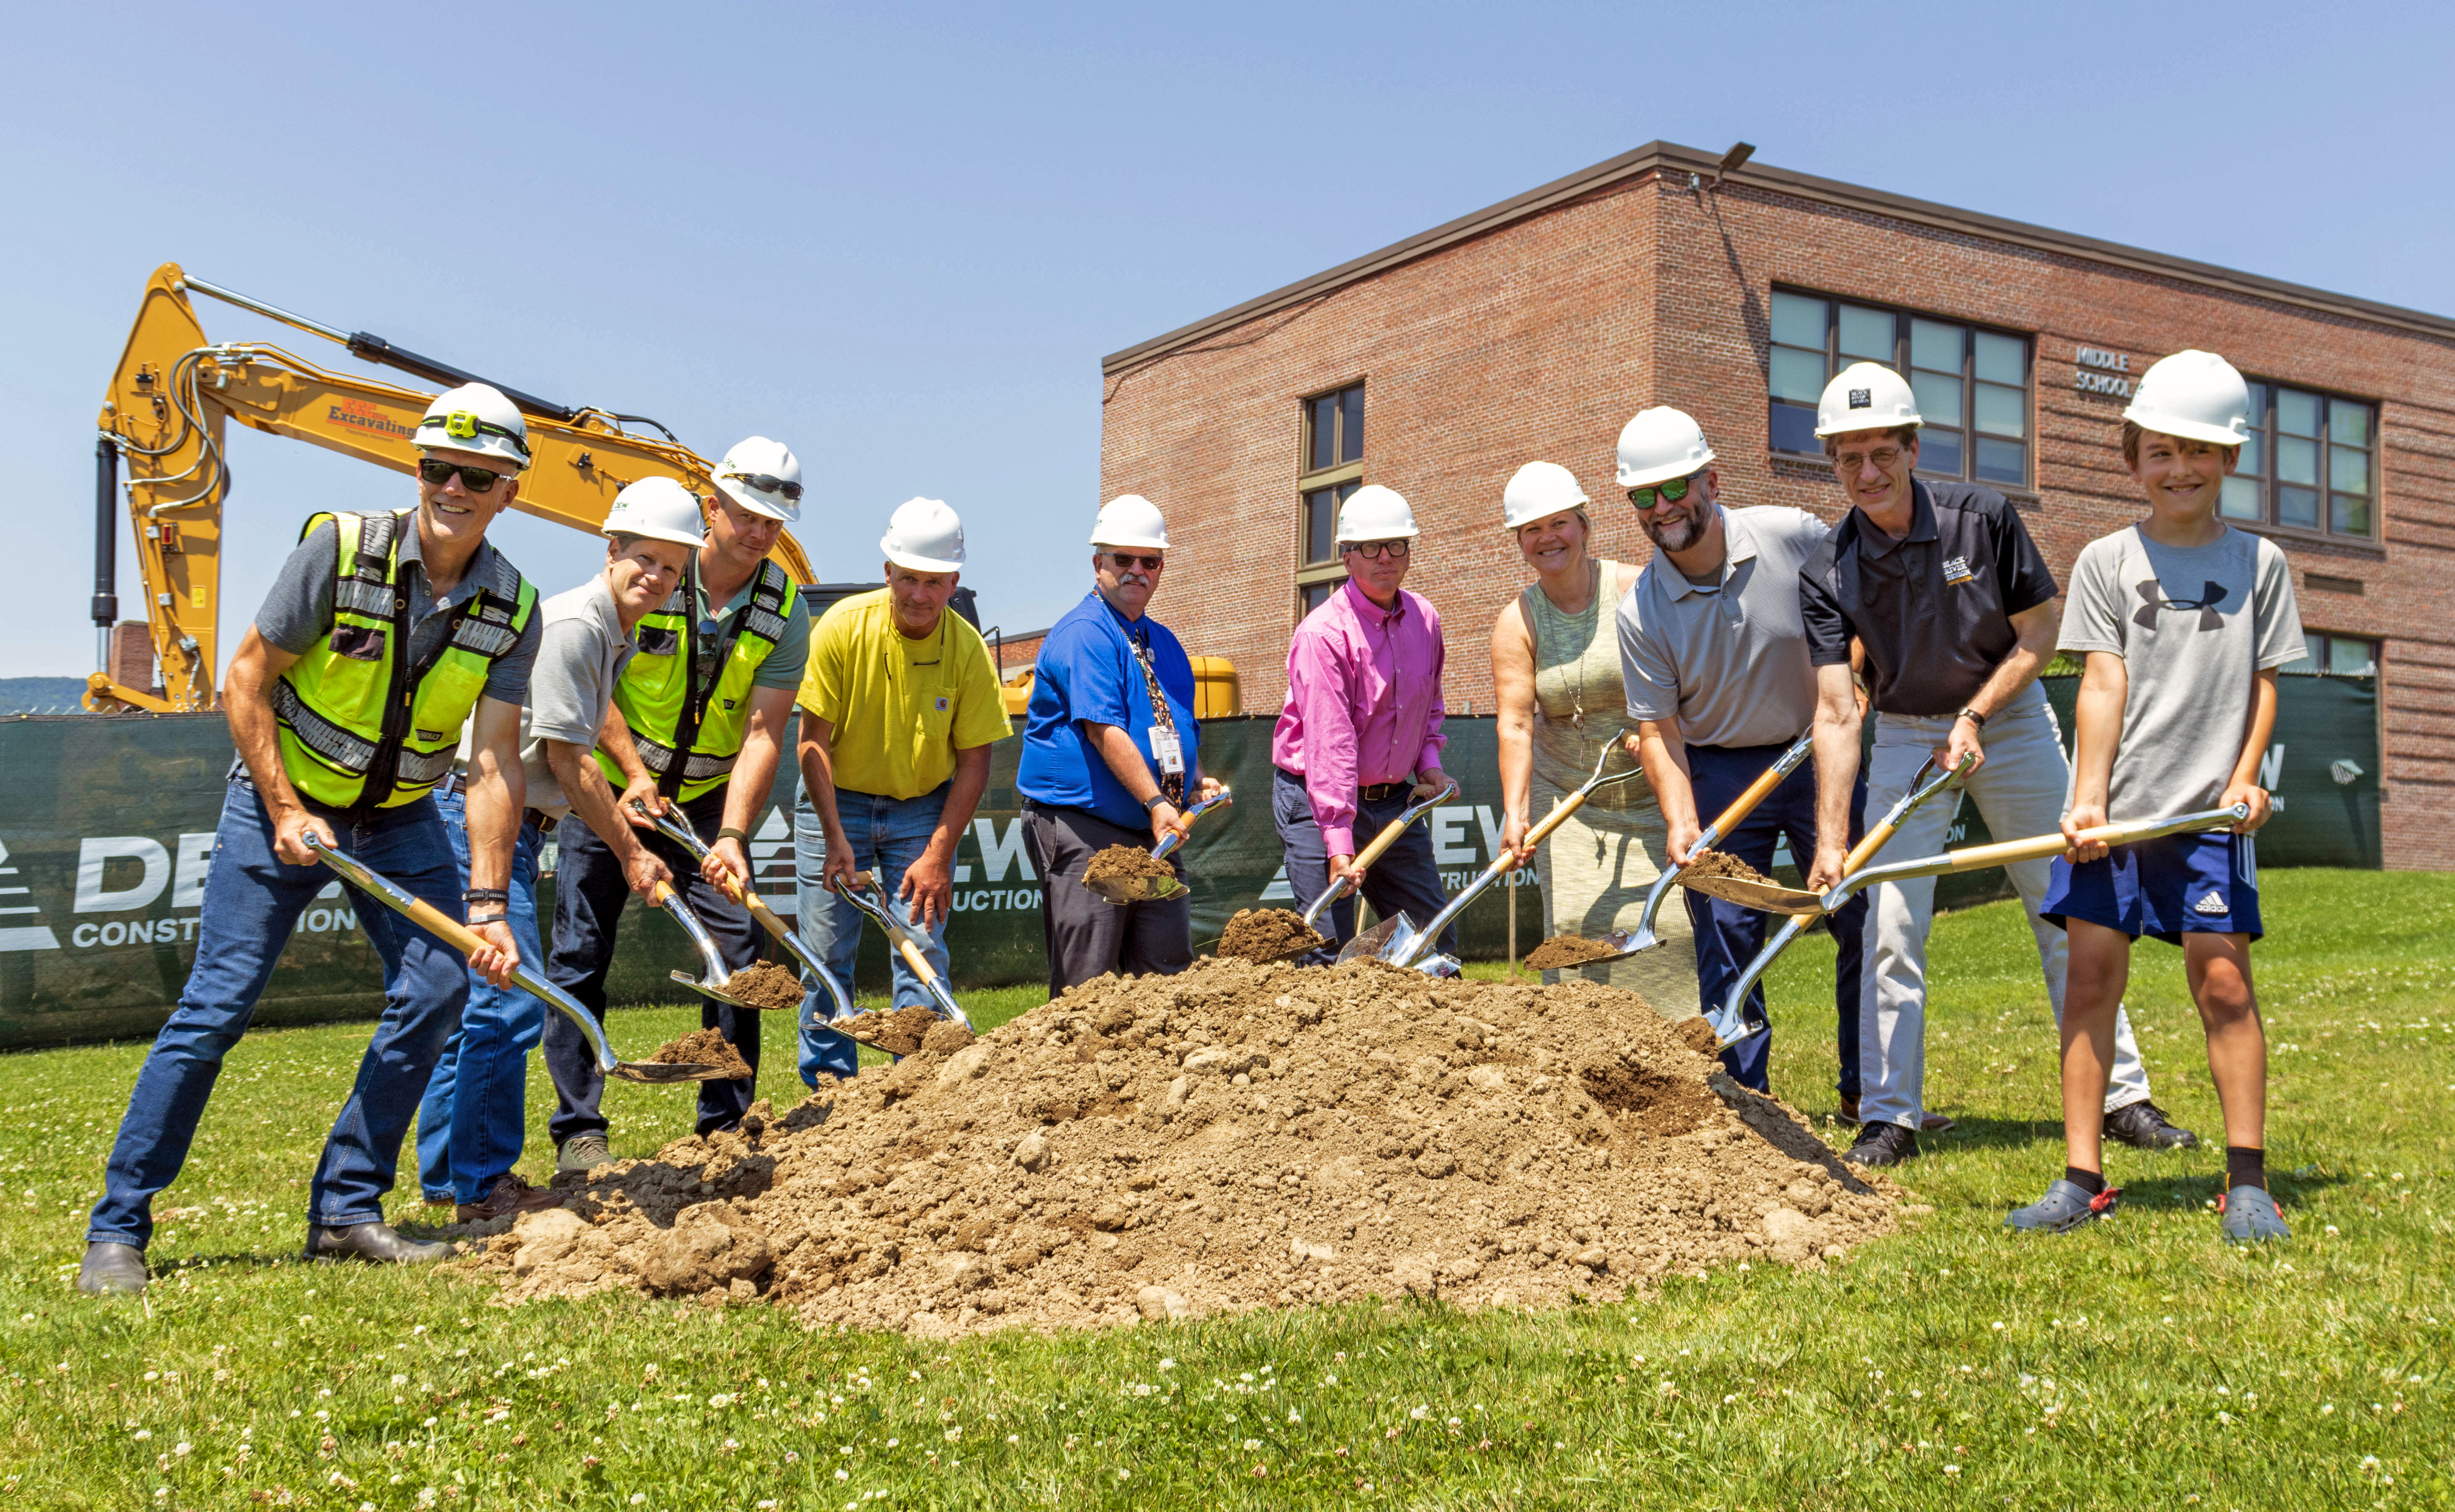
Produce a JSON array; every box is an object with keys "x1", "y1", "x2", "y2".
[{"x1": 1270, "y1": 484, "x2": 1456, "y2": 961}]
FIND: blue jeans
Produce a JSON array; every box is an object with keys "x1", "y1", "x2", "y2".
[
  {"x1": 1682, "y1": 742, "x2": 1869, "y2": 1098},
  {"x1": 414, "y1": 787, "x2": 545, "y2": 1204},
  {"x1": 794, "y1": 783, "x2": 954, "y2": 1086},
  {"x1": 88, "y1": 778, "x2": 472, "y2": 1248}
]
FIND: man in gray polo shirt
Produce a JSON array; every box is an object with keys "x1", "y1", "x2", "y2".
[
  {"x1": 415, "y1": 479, "x2": 699, "y2": 1220},
  {"x1": 1616, "y1": 407, "x2": 1871, "y2": 1099}
]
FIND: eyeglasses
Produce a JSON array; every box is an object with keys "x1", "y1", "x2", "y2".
[
  {"x1": 1625, "y1": 471, "x2": 1700, "y2": 511},
  {"x1": 717, "y1": 469, "x2": 804, "y2": 501},
  {"x1": 1105, "y1": 552, "x2": 1164, "y2": 571},
  {"x1": 418, "y1": 458, "x2": 508, "y2": 493},
  {"x1": 1343, "y1": 539, "x2": 1410, "y2": 561},
  {"x1": 1832, "y1": 446, "x2": 1907, "y2": 473}
]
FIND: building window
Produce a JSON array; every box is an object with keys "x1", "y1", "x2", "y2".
[
  {"x1": 2294, "y1": 631, "x2": 2378, "y2": 677},
  {"x1": 1297, "y1": 381, "x2": 1365, "y2": 618},
  {"x1": 1768, "y1": 289, "x2": 2032, "y2": 488},
  {"x1": 2219, "y1": 383, "x2": 2376, "y2": 541}
]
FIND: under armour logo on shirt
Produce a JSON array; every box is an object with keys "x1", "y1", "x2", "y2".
[
  {"x1": 2133, "y1": 578, "x2": 2229, "y2": 631},
  {"x1": 2192, "y1": 890, "x2": 2228, "y2": 916}
]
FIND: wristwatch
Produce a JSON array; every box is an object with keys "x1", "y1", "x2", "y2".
[
  {"x1": 1141, "y1": 793, "x2": 1168, "y2": 815},
  {"x1": 1957, "y1": 707, "x2": 1988, "y2": 729}
]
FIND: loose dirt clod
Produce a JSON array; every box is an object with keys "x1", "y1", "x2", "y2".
[
  {"x1": 723, "y1": 961, "x2": 806, "y2": 1012},
  {"x1": 648, "y1": 1028, "x2": 751, "y2": 1078},
  {"x1": 1523, "y1": 935, "x2": 1619, "y2": 970},
  {"x1": 1218, "y1": 908, "x2": 1327, "y2": 961},
  {"x1": 481, "y1": 957, "x2": 1897, "y2": 1333},
  {"x1": 1084, "y1": 845, "x2": 1174, "y2": 884},
  {"x1": 839, "y1": 1006, "x2": 942, "y2": 1057},
  {"x1": 1679, "y1": 849, "x2": 1776, "y2": 886}
]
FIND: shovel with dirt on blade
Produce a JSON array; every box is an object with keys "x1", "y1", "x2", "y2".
[
  {"x1": 301, "y1": 834, "x2": 733, "y2": 1083},
  {"x1": 1699, "y1": 789, "x2": 2250, "y2": 1050},
  {"x1": 1612, "y1": 730, "x2": 1817, "y2": 961},
  {"x1": 1081, "y1": 788, "x2": 1234, "y2": 904},
  {"x1": 1358, "y1": 745, "x2": 1645, "y2": 972},
  {"x1": 633, "y1": 800, "x2": 856, "y2": 1031},
  {"x1": 1241, "y1": 779, "x2": 1456, "y2": 964},
  {"x1": 829, "y1": 871, "x2": 972, "y2": 1031}
]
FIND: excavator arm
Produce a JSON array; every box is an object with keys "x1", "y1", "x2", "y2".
[{"x1": 90, "y1": 262, "x2": 817, "y2": 711}]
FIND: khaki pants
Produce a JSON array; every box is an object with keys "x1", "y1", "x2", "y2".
[{"x1": 1533, "y1": 782, "x2": 1699, "y2": 1018}]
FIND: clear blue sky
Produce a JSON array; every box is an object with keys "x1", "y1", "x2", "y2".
[{"x1": 6, "y1": 1, "x2": 2448, "y2": 680}]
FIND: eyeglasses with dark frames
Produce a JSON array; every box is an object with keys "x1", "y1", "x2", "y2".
[
  {"x1": 717, "y1": 469, "x2": 804, "y2": 501},
  {"x1": 1105, "y1": 552, "x2": 1165, "y2": 571},
  {"x1": 1343, "y1": 539, "x2": 1410, "y2": 561}
]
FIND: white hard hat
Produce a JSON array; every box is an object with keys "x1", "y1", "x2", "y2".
[
  {"x1": 600, "y1": 476, "x2": 706, "y2": 548},
  {"x1": 1501, "y1": 461, "x2": 1590, "y2": 531},
  {"x1": 880, "y1": 496, "x2": 965, "y2": 572},
  {"x1": 1334, "y1": 483, "x2": 1419, "y2": 544},
  {"x1": 414, "y1": 382, "x2": 530, "y2": 469},
  {"x1": 1814, "y1": 362, "x2": 1922, "y2": 437},
  {"x1": 711, "y1": 436, "x2": 803, "y2": 523},
  {"x1": 2123, "y1": 349, "x2": 2253, "y2": 448},
  {"x1": 1614, "y1": 407, "x2": 1717, "y2": 490},
  {"x1": 1090, "y1": 494, "x2": 1171, "y2": 551}
]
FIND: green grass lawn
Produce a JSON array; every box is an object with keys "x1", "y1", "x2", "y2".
[{"x1": 2, "y1": 869, "x2": 2448, "y2": 1509}]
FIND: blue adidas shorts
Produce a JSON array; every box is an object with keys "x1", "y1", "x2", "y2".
[{"x1": 2041, "y1": 830, "x2": 2261, "y2": 945}]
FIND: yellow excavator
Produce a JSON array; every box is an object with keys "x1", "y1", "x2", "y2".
[{"x1": 86, "y1": 262, "x2": 819, "y2": 712}]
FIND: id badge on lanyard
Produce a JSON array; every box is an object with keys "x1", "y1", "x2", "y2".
[{"x1": 1149, "y1": 725, "x2": 1185, "y2": 776}]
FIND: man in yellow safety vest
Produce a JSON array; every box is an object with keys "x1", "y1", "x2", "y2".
[
  {"x1": 80, "y1": 383, "x2": 541, "y2": 1295},
  {"x1": 541, "y1": 437, "x2": 810, "y2": 1165}
]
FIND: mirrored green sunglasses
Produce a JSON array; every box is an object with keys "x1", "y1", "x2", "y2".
[{"x1": 1625, "y1": 472, "x2": 1699, "y2": 511}]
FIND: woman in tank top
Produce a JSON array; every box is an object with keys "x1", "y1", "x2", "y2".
[{"x1": 1490, "y1": 463, "x2": 1699, "y2": 1010}]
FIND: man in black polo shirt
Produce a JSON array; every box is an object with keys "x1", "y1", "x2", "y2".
[{"x1": 1799, "y1": 361, "x2": 2197, "y2": 1167}]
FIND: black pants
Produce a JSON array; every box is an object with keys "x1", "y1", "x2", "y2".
[
  {"x1": 543, "y1": 786, "x2": 761, "y2": 1141},
  {"x1": 1021, "y1": 801, "x2": 1192, "y2": 998},
  {"x1": 1270, "y1": 766, "x2": 1458, "y2": 964}
]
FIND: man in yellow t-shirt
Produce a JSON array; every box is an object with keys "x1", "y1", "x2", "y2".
[{"x1": 793, "y1": 498, "x2": 1013, "y2": 1082}]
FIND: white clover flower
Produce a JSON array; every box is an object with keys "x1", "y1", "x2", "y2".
[
  {"x1": 1409, "y1": 1405, "x2": 1428, "y2": 1420},
  {"x1": 835, "y1": 1469, "x2": 849, "y2": 1482},
  {"x1": 1158, "y1": 1359, "x2": 1175, "y2": 1371},
  {"x1": 1007, "y1": 1435, "x2": 1019, "y2": 1445}
]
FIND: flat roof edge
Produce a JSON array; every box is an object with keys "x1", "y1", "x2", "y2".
[{"x1": 1101, "y1": 142, "x2": 2455, "y2": 374}]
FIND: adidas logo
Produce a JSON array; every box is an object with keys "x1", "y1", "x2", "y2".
[{"x1": 2192, "y1": 890, "x2": 2228, "y2": 916}]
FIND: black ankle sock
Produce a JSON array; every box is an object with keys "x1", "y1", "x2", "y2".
[
  {"x1": 2064, "y1": 1165, "x2": 2105, "y2": 1196},
  {"x1": 2225, "y1": 1146, "x2": 2266, "y2": 1191}
]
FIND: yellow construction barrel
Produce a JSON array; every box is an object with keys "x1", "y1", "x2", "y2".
[{"x1": 1190, "y1": 657, "x2": 1240, "y2": 717}]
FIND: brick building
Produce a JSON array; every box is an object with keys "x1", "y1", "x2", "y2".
[{"x1": 1098, "y1": 141, "x2": 2452, "y2": 870}]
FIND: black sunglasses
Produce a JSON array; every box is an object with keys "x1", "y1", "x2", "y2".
[
  {"x1": 1105, "y1": 552, "x2": 1164, "y2": 571},
  {"x1": 1625, "y1": 471, "x2": 1700, "y2": 511},
  {"x1": 418, "y1": 458, "x2": 508, "y2": 492},
  {"x1": 719, "y1": 470, "x2": 804, "y2": 501}
]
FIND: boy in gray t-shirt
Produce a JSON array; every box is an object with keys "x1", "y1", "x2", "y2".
[{"x1": 2013, "y1": 350, "x2": 2303, "y2": 1245}]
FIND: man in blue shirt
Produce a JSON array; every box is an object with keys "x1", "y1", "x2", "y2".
[{"x1": 1018, "y1": 495, "x2": 1222, "y2": 995}]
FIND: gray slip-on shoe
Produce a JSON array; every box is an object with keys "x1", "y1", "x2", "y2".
[
  {"x1": 2005, "y1": 1179, "x2": 2120, "y2": 1234},
  {"x1": 557, "y1": 1133, "x2": 613, "y2": 1174},
  {"x1": 2218, "y1": 1185, "x2": 2289, "y2": 1244}
]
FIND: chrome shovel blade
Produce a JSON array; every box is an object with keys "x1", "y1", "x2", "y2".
[{"x1": 1338, "y1": 912, "x2": 1417, "y2": 966}]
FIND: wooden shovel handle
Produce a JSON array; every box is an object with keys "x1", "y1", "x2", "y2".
[
  {"x1": 1351, "y1": 812, "x2": 1415, "y2": 870},
  {"x1": 1840, "y1": 812, "x2": 1910, "y2": 876},
  {"x1": 396, "y1": 894, "x2": 491, "y2": 959},
  {"x1": 1707, "y1": 761, "x2": 1791, "y2": 839},
  {"x1": 894, "y1": 936, "x2": 941, "y2": 986},
  {"x1": 710, "y1": 870, "x2": 793, "y2": 945},
  {"x1": 1523, "y1": 788, "x2": 1592, "y2": 851}
]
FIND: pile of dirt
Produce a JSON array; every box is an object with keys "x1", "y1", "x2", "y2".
[
  {"x1": 1679, "y1": 849, "x2": 1776, "y2": 886},
  {"x1": 1084, "y1": 845, "x2": 1173, "y2": 883},
  {"x1": 1218, "y1": 907, "x2": 1326, "y2": 961},
  {"x1": 837, "y1": 1006, "x2": 945, "y2": 1057},
  {"x1": 723, "y1": 961, "x2": 806, "y2": 1012},
  {"x1": 477, "y1": 957, "x2": 1898, "y2": 1335},
  {"x1": 1523, "y1": 934, "x2": 1623, "y2": 970},
  {"x1": 648, "y1": 1028, "x2": 752, "y2": 1078}
]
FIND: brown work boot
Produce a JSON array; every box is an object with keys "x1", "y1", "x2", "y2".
[{"x1": 454, "y1": 1173, "x2": 566, "y2": 1225}]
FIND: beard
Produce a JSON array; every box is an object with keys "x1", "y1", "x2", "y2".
[{"x1": 1643, "y1": 505, "x2": 1708, "y2": 555}]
